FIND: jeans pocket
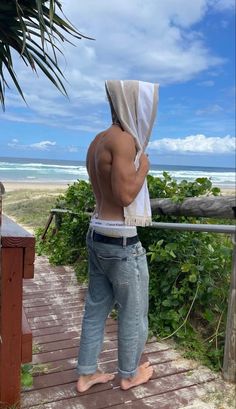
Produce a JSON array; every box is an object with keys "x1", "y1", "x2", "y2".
[{"x1": 97, "y1": 254, "x2": 127, "y2": 261}]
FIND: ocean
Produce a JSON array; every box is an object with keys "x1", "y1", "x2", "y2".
[{"x1": 0, "y1": 157, "x2": 235, "y2": 188}]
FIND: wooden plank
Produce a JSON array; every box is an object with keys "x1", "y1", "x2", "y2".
[
  {"x1": 27, "y1": 342, "x2": 172, "y2": 376},
  {"x1": 21, "y1": 356, "x2": 192, "y2": 399},
  {"x1": 24, "y1": 302, "x2": 85, "y2": 315},
  {"x1": 0, "y1": 247, "x2": 23, "y2": 407},
  {"x1": 32, "y1": 341, "x2": 118, "y2": 365},
  {"x1": 29, "y1": 350, "x2": 182, "y2": 391},
  {"x1": 23, "y1": 247, "x2": 35, "y2": 279},
  {"x1": 22, "y1": 307, "x2": 33, "y2": 364},
  {"x1": 95, "y1": 382, "x2": 221, "y2": 409},
  {"x1": 22, "y1": 360, "x2": 192, "y2": 404},
  {"x1": 23, "y1": 288, "x2": 81, "y2": 297},
  {"x1": 32, "y1": 326, "x2": 68, "y2": 337},
  {"x1": 26, "y1": 309, "x2": 85, "y2": 320},
  {"x1": 28, "y1": 317, "x2": 81, "y2": 330},
  {"x1": 33, "y1": 331, "x2": 79, "y2": 345},
  {"x1": 21, "y1": 369, "x2": 216, "y2": 409},
  {"x1": 23, "y1": 278, "x2": 79, "y2": 288},
  {"x1": 32, "y1": 339, "x2": 170, "y2": 359}
]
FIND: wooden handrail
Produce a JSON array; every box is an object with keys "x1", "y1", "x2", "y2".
[
  {"x1": 151, "y1": 195, "x2": 236, "y2": 219},
  {"x1": 0, "y1": 215, "x2": 35, "y2": 408}
]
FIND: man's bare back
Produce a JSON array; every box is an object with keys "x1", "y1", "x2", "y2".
[{"x1": 86, "y1": 124, "x2": 149, "y2": 220}]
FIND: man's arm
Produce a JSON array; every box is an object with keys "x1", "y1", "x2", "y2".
[{"x1": 110, "y1": 132, "x2": 149, "y2": 207}]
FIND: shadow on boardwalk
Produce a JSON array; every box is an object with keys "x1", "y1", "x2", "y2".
[{"x1": 21, "y1": 256, "x2": 233, "y2": 409}]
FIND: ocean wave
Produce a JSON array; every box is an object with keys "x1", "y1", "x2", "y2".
[
  {"x1": 1, "y1": 160, "x2": 235, "y2": 187},
  {"x1": 0, "y1": 166, "x2": 88, "y2": 175},
  {"x1": 0, "y1": 163, "x2": 82, "y2": 169},
  {"x1": 149, "y1": 170, "x2": 235, "y2": 183}
]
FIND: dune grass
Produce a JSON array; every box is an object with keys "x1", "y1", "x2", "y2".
[{"x1": 2, "y1": 188, "x2": 65, "y2": 231}]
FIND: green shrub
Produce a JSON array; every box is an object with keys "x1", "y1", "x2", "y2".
[
  {"x1": 36, "y1": 173, "x2": 233, "y2": 370},
  {"x1": 36, "y1": 180, "x2": 95, "y2": 278}
]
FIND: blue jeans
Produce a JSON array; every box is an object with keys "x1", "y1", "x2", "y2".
[{"x1": 77, "y1": 229, "x2": 149, "y2": 379}]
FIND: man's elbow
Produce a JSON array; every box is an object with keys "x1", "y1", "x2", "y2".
[{"x1": 118, "y1": 192, "x2": 135, "y2": 207}]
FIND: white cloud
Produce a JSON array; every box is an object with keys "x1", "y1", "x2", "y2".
[
  {"x1": 8, "y1": 139, "x2": 56, "y2": 151},
  {"x1": 67, "y1": 146, "x2": 79, "y2": 153},
  {"x1": 30, "y1": 141, "x2": 56, "y2": 151},
  {"x1": 196, "y1": 104, "x2": 224, "y2": 115},
  {"x1": 209, "y1": 0, "x2": 235, "y2": 11},
  {"x1": 1, "y1": 0, "x2": 229, "y2": 130},
  {"x1": 148, "y1": 134, "x2": 235, "y2": 154},
  {"x1": 6, "y1": 139, "x2": 87, "y2": 154}
]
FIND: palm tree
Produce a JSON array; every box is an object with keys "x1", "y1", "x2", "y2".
[{"x1": 0, "y1": 0, "x2": 92, "y2": 109}]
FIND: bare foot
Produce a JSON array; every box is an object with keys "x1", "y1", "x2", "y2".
[
  {"x1": 77, "y1": 371, "x2": 115, "y2": 393},
  {"x1": 120, "y1": 362, "x2": 153, "y2": 390}
]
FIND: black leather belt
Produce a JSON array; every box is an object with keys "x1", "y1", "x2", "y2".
[{"x1": 92, "y1": 231, "x2": 139, "y2": 246}]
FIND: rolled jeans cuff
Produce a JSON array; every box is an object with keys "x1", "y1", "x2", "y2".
[
  {"x1": 77, "y1": 363, "x2": 98, "y2": 375},
  {"x1": 118, "y1": 367, "x2": 138, "y2": 379}
]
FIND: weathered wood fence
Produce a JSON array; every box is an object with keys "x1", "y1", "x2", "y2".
[
  {"x1": 150, "y1": 195, "x2": 236, "y2": 219},
  {"x1": 0, "y1": 183, "x2": 35, "y2": 409}
]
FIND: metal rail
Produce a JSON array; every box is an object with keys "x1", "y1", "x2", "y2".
[{"x1": 151, "y1": 221, "x2": 235, "y2": 234}]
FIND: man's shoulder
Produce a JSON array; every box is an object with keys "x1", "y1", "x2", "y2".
[
  {"x1": 90, "y1": 127, "x2": 136, "y2": 157},
  {"x1": 109, "y1": 129, "x2": 135, "y2": 151}
]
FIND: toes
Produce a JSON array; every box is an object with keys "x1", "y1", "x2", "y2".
[{"x1": 141, "y1": 361, "x2": 150, "y2": 369}]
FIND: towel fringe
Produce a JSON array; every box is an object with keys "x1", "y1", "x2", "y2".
[{"x1": 124, "y1": 216, "x2": 152, "y2": 227}]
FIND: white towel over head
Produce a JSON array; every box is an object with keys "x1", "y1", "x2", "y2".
[{"x1": 105, "y1": 80, "x2": 159, "y2": 226}]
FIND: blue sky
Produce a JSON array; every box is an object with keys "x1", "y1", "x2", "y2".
[{"x1": 0, "y1": 0, "x2": 235, "y2": 167}]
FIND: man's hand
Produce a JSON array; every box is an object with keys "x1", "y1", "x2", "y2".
[{"x1": 139, "y1": 153, "x2": 150, "y2": 175}]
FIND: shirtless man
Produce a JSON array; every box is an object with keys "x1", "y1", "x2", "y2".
[{"x1": 76, "y1": 123, "x2": 153, "y2": 392}]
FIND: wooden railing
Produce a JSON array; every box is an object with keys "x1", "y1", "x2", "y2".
[{"x1": 0, "y1": 183, "x2": 35, "y2": 408}]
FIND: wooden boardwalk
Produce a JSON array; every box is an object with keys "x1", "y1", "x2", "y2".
[{"x1": 21, "y1": 256, "x2": 227, "y2": 409}]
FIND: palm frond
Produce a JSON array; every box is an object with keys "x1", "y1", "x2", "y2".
[{"x1": 0, "y1": 0, "x2": 94, "y2": 109}]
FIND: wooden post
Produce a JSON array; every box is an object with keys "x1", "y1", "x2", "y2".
[
  {"x1": 0, "y1": 215, "x2": 35, "y2": 408},
  {"x1": 223, "y1": 235, "x2": 236, "y2": 383},
  {"x1": 0, "y1": 183, "x2": 5, "y2": 378},
  {"x1": 0, "y1": 248, "x2": 23, "y2": 407}
]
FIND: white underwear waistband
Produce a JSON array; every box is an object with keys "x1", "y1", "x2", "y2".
[{"x1": 90, "y1": 218, "x2": 137, "y2": 238}]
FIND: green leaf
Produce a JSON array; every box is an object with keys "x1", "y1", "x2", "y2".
[
  {"x1": 181, "y1": 263, "x2": 191, "y2": 272},
  {"x1": 169, "y1": 250, "x2": 176, "y2": 258},
  {"x1": 162, "y1": 299, "x2": 171, "y2": 307},
  {"x1": 189, "y1": 274, "x2": 197, "y2": 283},
  {"x1": 203, "y1": 309, "x2": 214, "y2": 322},
  {"x1": 21, "y1": 372, "x2": 33, "y2": 387}
]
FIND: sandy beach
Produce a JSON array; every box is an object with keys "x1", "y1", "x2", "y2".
[
  {"x1": 2, "y1": 181, "x2": 69, "y2": 192},
  {"x1": 2, "y1": 181, "x2": 235, "y2": 196}
]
